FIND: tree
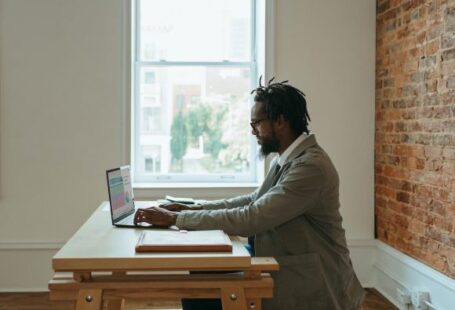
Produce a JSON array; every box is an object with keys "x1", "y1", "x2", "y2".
[
  {"x1": 186, "y1": 104, "x2": 210, "y2": 145},
  {"x1": 170, "y1": 111, "x2": 187, "y2": 171},
  {"x1": 205, "y1": 106, "x2": 227, "y2": 159},
  {"x1": 186, "y1": 102, "x2": 227, "y2": 159}
]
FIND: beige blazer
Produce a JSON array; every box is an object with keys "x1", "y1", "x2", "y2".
[{"x1": 176, "y1": 134, "x2": 365, "y2": 310}]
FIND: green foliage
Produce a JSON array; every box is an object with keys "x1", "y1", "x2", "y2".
[
  {"x1": 187, "y1": 102, "x2": 228, "y2": 159},
  {"x1": 186, "y1": 104, "x2": 210, "y2": 144},
  {"x1": 170, "y1": 102, "x2": 229, "y2": 170},
  {"x1": 204, "y1": 107, "x2": 227, "y2": 159},
  {"x1": 170, "y1": 111, "x2": 187, "y2": 165}
]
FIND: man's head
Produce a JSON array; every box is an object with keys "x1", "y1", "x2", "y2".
[{"x1": 250, "y1": 78, "x2": 311, "y2": 157}]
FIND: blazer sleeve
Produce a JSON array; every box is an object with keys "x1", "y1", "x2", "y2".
[
  {"x1": 176, "y1": 161, "x2": 324, "y2": 236},
  {"x1": 196, "y1": 189, "x2": 259, "y2": 211}
]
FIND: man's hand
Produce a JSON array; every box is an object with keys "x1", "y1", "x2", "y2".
[
  {"x1": 134, "y1": 207, "x2": 178, "y2": 227},
  {"x1": 159, "y1": 203, "x2": 202, "y2": 212}
]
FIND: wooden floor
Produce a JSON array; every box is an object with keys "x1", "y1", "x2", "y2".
[{"x1": 0, "y1": 288, "x2": 397, "y2": 310}]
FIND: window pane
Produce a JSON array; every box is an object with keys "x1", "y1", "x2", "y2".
[
  {"x1": 136, "y1": 66, "x2": 252, "y2": 176},
  {"x1": 139, "y1": 0, "x2": 251, "y2": 62}
]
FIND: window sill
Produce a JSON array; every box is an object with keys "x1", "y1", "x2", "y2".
[
  {"x1": 133, "y1": 183, "x2": 259, "y2": 200},
  {"x1": 134, "y1": 182, "x2": 260, "y2": 189}
]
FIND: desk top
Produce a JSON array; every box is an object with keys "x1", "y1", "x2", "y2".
[{"x1": 53, "y1": 201, "x2": 251, "y2": 272}]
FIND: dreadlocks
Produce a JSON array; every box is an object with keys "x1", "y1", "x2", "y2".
[{"x1": 251, "y1": 76, "x2": 311, "y2": 136}]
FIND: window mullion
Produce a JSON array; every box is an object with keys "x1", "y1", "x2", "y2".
[{"x1": 137, "y1": 61, "x2": 252, "y2": 67}]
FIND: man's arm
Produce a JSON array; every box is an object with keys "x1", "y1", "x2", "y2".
[
  {"x1": 198, "y1": 189, "x2": 259, "y2": 211},
  {"x1": 158, "y1": 189, "x2": 259, "y2": 212},
  {"x1": 136, "y1": 189, "x2": 261, "y2": 226},
  {"x1": 176, "y1": 162, "x2": 324, "y2": 236}
]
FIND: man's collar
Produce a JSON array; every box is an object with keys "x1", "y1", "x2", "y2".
[{"x1": 277, "y1": 133, "x2": 309, "y2": 166}]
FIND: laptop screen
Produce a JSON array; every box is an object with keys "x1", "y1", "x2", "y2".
[{"x1": 107, "y1": 166, "x2": 134, "y2": 221}]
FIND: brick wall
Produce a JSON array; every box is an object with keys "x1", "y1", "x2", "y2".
[{"x1": 375, "y1": 0, "x2": 455, "y2": 278}]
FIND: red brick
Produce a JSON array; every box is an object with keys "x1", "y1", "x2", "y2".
[
  {"x1": 386, "y1": 109, "x2": 402, "y2": 120},
  {"x1": 406, "y1": 157, "x2": 426, "y2": 169},
  {"x1": 410, "y1": 145, "x2": 425, "y2": 157},
  {"x1": 377, "y1": 185, "x2": 396, "y2": 199},
  {"x1": 441, "y1": 160, "x2": 455, "y2": 174},
  {"x1": 422, "y1": 121, "x2": 442, "y2": 132},
  {"x1": 426, "y1": 39, "x2": 441, "y2": 55},
  {"x1": 442, "y1": 119, "x2": 455, "y2": 132},
  {"x1": 401, "y1": 203, "x2": 414, "y2": 216},
  {"x1": 409, "y1": 219, "x2": 427, "y2": 234},
  {"x1": 394, "y1": 144, "x2": 409, "y2": 156},
  {"x1": 429, "y1": 200, "x2": 447, "y2": 217},
  {"x1": 376, "y1": 0, "x2": 455, "y2": 279},
  {"x1": 433, "y1": 106, "x2": 451, "y2": 118},
  {"x1": 396, "y1": 191, "x2": 411, "y2": 203},
  {"x1": 376, "y1": 175, "x2": 389, "y2": 185},
  {"x1": 424, "y1": 146, "x2": 443, "y2": 158},
  {"x1": 422, "y1": 172, "x2": 446, "y2": 186},
  {"x1": 428, "y1": 159, "x2": 444, "y2": 171},
  {"x1": 387, "y1": 199, "x2": 402, "y2": 213},
  {"x1": 384, "y1": 165, "x2": 410, "y2": 179},
  {"x1": 414, "y1": 208, "x2": 433, "y2": 224},
  {"x1": 441, "y1": 62, "x2": 455, "y2": 76},
  {"x1": 433, "y1": 188, "x2": 450, "y2": 201}
]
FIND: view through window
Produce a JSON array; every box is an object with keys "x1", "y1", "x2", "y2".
[{"x1": 133, "y1": 0, "x2": 259, "y2": 184}]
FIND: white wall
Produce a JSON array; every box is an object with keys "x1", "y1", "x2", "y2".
[
  {"x1": 0, "y1": 0, "x2": 376, "y2": 290},
  {"x1": 0, "y1": 0, "x2": 126, "y2": 241},
  {"x1": 274, "y1": 0, "x2": 376, "y2": 239}
]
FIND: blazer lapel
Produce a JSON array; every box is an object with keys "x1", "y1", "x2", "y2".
[
  {"x1": 256, "y1": 160, "x2": 280, "y2": 199},
  {"x1": 256, "y1": 134, "x2": 319, "y2": 199}
]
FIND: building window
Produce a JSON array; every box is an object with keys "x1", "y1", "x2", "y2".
[
  {"x1": 144, "y1": 146, "x2": 162, "y2": 173},
  {"x1": 132, "y1": 0, "x2": 262, "y2": 184},
  {"x1": 141, "y1": 106, "x2": 162, "y2": 133},
  {"x1": 144, "y1": 71, "x2": 156, "y2": 84}
]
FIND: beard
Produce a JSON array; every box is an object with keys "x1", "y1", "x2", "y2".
[{"x1": 259, "y1": 130, "x2": 280, "y2": 157}]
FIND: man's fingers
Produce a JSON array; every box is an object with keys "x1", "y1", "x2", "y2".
[
  {"x1": 133, "y1": 208, "x2": 171, "y2": 226},
  {"x1": 134, "y1": 211, "x2": 140, "y2": 225},
  {"x1": 134, "y1": 209, "x2": 147, "y2": 225}
]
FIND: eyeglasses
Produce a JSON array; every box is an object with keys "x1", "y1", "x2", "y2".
[{"x1": 250, "y1": 118, "x2": 267, "y2": 130}]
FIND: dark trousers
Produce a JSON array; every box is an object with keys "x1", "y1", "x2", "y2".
[
  {"x1": 181, "y1": 244, "x2": 254, "y2": 310},
  {"x1": 181, "y1": 298, "x2": 222, "y2": 310}
]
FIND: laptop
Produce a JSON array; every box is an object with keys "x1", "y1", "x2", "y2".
[{"x1": 106, "y1": 165, "x2": 141, "y2": 228}]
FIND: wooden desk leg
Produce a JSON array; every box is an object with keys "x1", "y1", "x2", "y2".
[
  {"x1": 221, "y1": 287, "x2": 248, "y2": 310},
  {"x1": 106, "y1": 299, "x2": 125, "y2": 310},
  {"x1": 247, "y1": 299, "x2": 261, "y2": 310},
  {"x1": 75, "y1": 289, "x2": 103, "y2": 310}
]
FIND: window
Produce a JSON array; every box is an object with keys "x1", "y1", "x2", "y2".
[
  {"x1": 132, "y1": 0, "x2": 265, "y2": 185},
  {"x1": 144, "y1": 146, "x2": 162, "y2": 173}
]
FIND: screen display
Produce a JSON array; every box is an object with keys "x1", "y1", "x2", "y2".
[{"x1": 108, "y1": 166, "x2": 134, "y2": 219}]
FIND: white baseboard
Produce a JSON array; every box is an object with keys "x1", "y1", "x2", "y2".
[
  {"x1": 0, "y1": 241, "x2": 64, "y2": 250},
  {"x1": 0, "y1": 238, "x2": 454, "y2": 310},
  {"x1": 374, "y1": 240, "x2": 455, "y2": 310},
  {"x1": 0, "y1": 288, "x2": 49, "y2": 292},
  {"x1": 347, "y1": 238, "x2": 377, "y2": 287}
]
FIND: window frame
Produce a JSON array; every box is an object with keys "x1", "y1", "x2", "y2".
[{"x1": 124, "y1": 0, "x2": 275, "y2": 191}]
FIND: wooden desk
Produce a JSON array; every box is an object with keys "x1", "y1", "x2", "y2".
[{"x1": 48, "y1": 201, "x2": 278, "y2": 310}]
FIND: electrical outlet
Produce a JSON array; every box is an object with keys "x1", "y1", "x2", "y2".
[
  {"x1": 396, "y1": 288, "x2": 412, "y2": 305},
  {"x1": 411, "y1": 290, "x2": 430, "y2": 310}
]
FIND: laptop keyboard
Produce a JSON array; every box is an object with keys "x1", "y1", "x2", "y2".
[{"x1": 117, "y1": 214, "x2": 135, "y2": 225}]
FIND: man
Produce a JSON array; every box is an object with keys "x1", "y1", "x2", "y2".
[{"x1": 134, "y1": 79, "x2": 365, "y2": 310}]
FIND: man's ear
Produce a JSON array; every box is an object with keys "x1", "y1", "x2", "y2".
[{"x1": 275, "y1": 115, "x2": 287, "y2": 129}]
